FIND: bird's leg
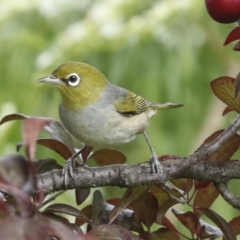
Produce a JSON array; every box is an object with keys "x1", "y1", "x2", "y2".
[
  {"x1": 143, "y1": 131, "x2": 162, "y2": 173},
  {"x1": 69, "y1": 145, "x2": 87, "y2": 167},
  {"x1": 63, "y1": 145, "x2": 86, "y2": 187}
]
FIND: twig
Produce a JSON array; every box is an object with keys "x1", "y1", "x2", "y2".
[
  {"x1": 37, "y1": 190, "x2": 66, "y2": 209},
  {"x1": 214, "y1": 182, "x2": 240, "y2": 210}
]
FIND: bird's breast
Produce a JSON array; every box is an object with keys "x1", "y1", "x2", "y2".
[{"x1": 59, "y1": 103, "x2": 149, "y2": 147}]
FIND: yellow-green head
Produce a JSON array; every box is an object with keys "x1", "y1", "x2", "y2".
[{"x1": 38, "y1": 61, "x2": 107, "y2": 110}]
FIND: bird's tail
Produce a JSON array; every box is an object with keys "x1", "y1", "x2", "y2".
[{"x1": 150, "y1": 102, "x2": 183, "y2": 110}]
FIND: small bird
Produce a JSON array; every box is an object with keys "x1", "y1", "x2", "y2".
[{"x1": 38, "y1": 61, "x2": 182, "y2": 173}]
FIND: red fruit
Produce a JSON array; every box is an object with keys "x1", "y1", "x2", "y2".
[{"x1": 205, "y1": 0, "x2": 240, "y2": 24}]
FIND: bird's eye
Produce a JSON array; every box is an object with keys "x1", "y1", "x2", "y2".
[{"x1": 66, "y1": 73, "x2": 80, "y2": 87}]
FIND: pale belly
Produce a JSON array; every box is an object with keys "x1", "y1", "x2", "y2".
[{"x1": 59, "y1": 104, "x2": 149, "y2": 147}]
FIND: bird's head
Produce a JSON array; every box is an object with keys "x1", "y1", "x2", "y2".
[{"x1": 38, "y1": 61, "x2": 107, "y2": 110}]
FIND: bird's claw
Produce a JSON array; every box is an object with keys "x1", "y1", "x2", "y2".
[
  {"x1": 62, "y1": 158, "x2": 79, "y2": 189},
  {"x1": 62, "y1": 146, "x2": 86, "y2": 187},
  {"x1": 62, "y1": 159, "x2": 74, "y2": 175},
  {"x1": 150, "y1": 153, "x2": 162, "y2": 173}
]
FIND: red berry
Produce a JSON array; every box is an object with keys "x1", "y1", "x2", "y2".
[{"x1": 205, "y1": 0, "x2": 240, "y2": 24}]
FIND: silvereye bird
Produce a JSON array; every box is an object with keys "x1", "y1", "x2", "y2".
[{"x1": 37, "y1": 61, "x2": 182, "y2": 173}]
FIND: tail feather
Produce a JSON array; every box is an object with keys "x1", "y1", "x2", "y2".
[{"x1": 150, "y1": 102, "x2": 183, "y2": 110}]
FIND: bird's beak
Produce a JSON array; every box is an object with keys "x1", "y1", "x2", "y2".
[{"x1": 37, "y1": 75, "x2": 62, "y2": 85}]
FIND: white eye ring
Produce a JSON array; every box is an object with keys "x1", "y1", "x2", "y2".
[{"x1": 66, "y1": 73, "x2": 81, "y2": 87}]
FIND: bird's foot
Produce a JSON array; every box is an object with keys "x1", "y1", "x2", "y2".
[
  {"x1": 62, "y1": 147, "x2": 86, "y2": 188},
  {"x1": 62, "y1": 159, "x2": 75, "y2": 188},
  {"x1": 149, "y1": 153, "x2": 162, "y2": 173},
  {"x1": 62, "y1": 158, "x2": 74, "y2": 176},
  {"x1": 62, "y1": 159, "x2": 85, "y2": 189}
]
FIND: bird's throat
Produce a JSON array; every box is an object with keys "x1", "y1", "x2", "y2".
[{"x1": 58, "y1": 85, "x2": 104, "y2": 111}]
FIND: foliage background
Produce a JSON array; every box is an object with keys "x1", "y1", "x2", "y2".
[{"x1": 0, "y1": 0, "x2": 239, "y2": 233}]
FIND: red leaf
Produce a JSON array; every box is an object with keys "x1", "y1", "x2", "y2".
[
  {"x1": 172, "y1": 209, "x2": 200, "y2": 235},
  {"x1": 194, "y1": 180, "x2": 211, "y2": 190},
  {"x1": 0, "y1": 113, "x2": 27, "y2": 125},
  {"x1": 43, "y1": 212, "x2": 70, "y2": 225},
  {"x1": 34, "y1": 158, "x2": 62, "y2": 174},
  {"x1": 229, "y1": 216, "x2": 240, "y2": 236},
  {"x1": 150, "y1": 186, "x2": 171, "y2": 205},
  {"x1": 109, "y1": 186, "x2": 151, "y2": 224},
  {"x1": 233, "y1": 40, "x2": 240, "y2": 51},
  {"x1": 158, "y1": 155, "x2": 179, "y2": 161},
  {"x1": 193, "y1": 183, "x2": 219, "y2": 218},
  {"x1": 88, "y1": 224, "x2": 141, "y2": 240},
  {"x1": 22, "y1": 118, "x2": 50, "y2": 160},
  {"x1": 75, "y1": 205, "x2": 92, "y2": 226},
  {"x1": 36, "y1": 138, "x2": 72, "y2": 160},
  {"x1": 222, "y1": 106, "x2": 233, "y2": 116},
  {"x1": 0, "y1": 113, "x2": 76, "y2": 154},
  {"x1": 234, "y1": 72, "x2": 240, "y2": 98},
  {"x1": 150, "y1": 227, "x2": 180, "y2": 240},
  {"x1": 150, "y1": 185, "x2": 181, "y2": 205},
  {"x1": 0, "y1": 154, "x2": 29, "y2": 190},
  {"x1": 199, "y1": 219, "x2": 223, "y2": 239},
  {"x1": 156, "y1": 199, "x2": 179, "y2": 224},
  {"x1": 171, "y1": 179, "x2": 193, "y2": 194},
  {"x1": 210, "y1": 77, "x2": 240, "y2": 113},
  {"x1": 202, "y1": 130, "x2": 240, "y2": 162},
  {"x1": 107, "y1": 198, "x2": 121, "y2": 206},
  {"x1": 0, "y1": 217, "x2": 49, "y2": 240},
  {"x1": 224, "y1": 27, "x2": 240, "y2": 46},
  {"x1": 75, "y1": 188, "x2": 90, "y2": 205},
  {"x1": 199, "y1": 207, "x2": 236, "y2": 240},
  {"x1": 48, "y1": 220, "x2": 89, "y2": 240},
  {"x1": 161, "y1": 217, "x2": 178, "y2": 232},
  {"x1": 92, "y1": 190, "x2": 134, "y2": 228},
  {"x1": 44, "y1": 203, "x2": 90, "y2": 224},
  {"x1": 81, "y1": 146, "x2": 94, "y2": 163},
  {"x1": 91, "y1": 149, "x2": 126, "y2": 166},
  {"x1": 130, "y1": 192, "x2": 158, "y2": 230}
]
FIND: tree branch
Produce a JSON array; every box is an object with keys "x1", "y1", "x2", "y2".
[
  {"x1": 176, "y1": 115, "x2": 240, "y2": 173},
  {"x1": 214, "y1": 182, "x2": 240, "y2": 210},
  {"x1": 38, "y1": 160, "x2": 240, "y2": 193}
]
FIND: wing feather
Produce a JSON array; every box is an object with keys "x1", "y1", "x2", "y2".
[{"x1": 114, "y1": 91, "x2": 150, "y2": 115}]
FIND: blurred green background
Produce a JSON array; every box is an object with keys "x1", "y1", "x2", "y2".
[{"x1": 0, "y1": 0, "x2": 240, "y2": 235}]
